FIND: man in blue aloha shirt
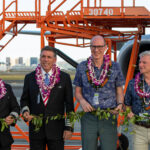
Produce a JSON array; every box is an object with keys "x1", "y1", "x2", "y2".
[
  {"x1": 73, "y1": 35, "x2": 125, "y2": 150},
  {"x1": 125, "y1": 51, "x2": 150, "y2": 150}
]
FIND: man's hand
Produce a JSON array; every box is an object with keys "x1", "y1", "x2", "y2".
[
  {"x1": 5, "y1": 115, "x2": 14, "y2": 125},
  {"x1": 80, "y1": 99, "x2": 95, "y2": 112},
  {"x1": 110, "y1": 104, "x2": 123, "y2": 115},
  {"x1": 125, "y1": 106, "x2": 134, "y2": 118},
  {"x1": 75, "y1": 86, "x2": 95, "y2": 112},
  {"x1": 127, "y1": 111, "x2": 134, "y2": 118},
  {"x1": 63, "y1": 130, "x2": 72, "y2": 140},
  {"x1": 23, "y1": 111, "x2": 33, "y2": 122},
  {"x1": 115, "y1": 103, "x2": 123, "y2": 112}
]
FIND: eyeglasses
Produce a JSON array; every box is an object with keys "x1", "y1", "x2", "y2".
[{"x1": 90, "y1": 45, "x2": 106, "y2": 50}]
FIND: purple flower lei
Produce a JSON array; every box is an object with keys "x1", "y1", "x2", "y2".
[
  {"x1": 35, "y1": 64, "x2": 60, "y2": 99},
  {"x1": 0, "y1": 79, "x2": 7, "y2": 99},
  {"x1": 134, "y1": 72, "x2": 150, "y2": 98},
  {"x1": 87, "y1": 54, "x2": 111, "y2": 87}
]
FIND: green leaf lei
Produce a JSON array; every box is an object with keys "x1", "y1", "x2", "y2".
[
  {"x1": 0, "y1": 118, "x2": 8, "y2": 132},
  {"x1": 0, "y1": 116, "x2": 19, "y2": 132},
  {"x1": 31, "y1": 114, "x2": 43, "y2": 132},
  {"x1": 30, "y1": 107, "x2": 150, "y2": 133},
  {"x1": 1, "y1": 108, "x2": 150, "y2": 133}
]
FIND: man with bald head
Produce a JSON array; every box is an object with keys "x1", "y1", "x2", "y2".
[{"x1": 73, "y1": 35, "x2": 125, "y2": 150}]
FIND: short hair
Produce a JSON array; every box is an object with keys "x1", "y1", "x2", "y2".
[
  {"x1": 90, "y1": 35, "x2": 106, "y2": 46},
  {"x1": 40, "y1": 46, "x2": 56, "y2": 57},
  {"x1": 139, "y1": 51, "x2": 150, "y2": 59}
]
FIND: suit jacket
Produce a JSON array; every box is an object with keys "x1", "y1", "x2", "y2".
[
  {"x1": 0, "y1": 83, "x2": 20, "y2": 147},
  {"x1": 20, "y1": 70, "x2": 74, "y2": 140}
]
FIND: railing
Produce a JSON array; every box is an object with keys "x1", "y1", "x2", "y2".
[
  {"x1": 51, "y1": 11, "x2": 64, "y2": 16},
  {"x1": 67, "y1": 11, "x2": 81, "y2": 16},
  {"x1": 45, "y1": 0, "x2": 67, "y2": 22},
  {"x1": 0, "y1": 20, "x2": 3, "y2": 34},
  {"x1": 0, "y1": 0, "x2": 16, "y2": 17},
  {"x1": 5, "y1": 12, "x2": 37, "y2": 18}
]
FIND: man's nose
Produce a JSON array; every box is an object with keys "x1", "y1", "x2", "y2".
[{"x1": 44, "y1": 57, "x2": 49, "y2": 60}]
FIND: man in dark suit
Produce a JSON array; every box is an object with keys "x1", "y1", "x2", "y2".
[
  {"x1": 20, "y1": 46, "x2": 74, "y2": 150},
  {"x1": 0, "y1": 81, "x2": 20, "y2": 150}
]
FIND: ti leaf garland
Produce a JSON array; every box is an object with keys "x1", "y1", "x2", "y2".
[
  {"x1": 1, "y1": 108, "x2": 150, "y2": 133},
  {"x1": 0, "y1": 118, "x2": 8, "y2": 132},
  {"x1": 30, "y1": 107, "x2": 150, "y2": 132},
  {"x1": 0, "y1": 116, "x2": 18, "y2": 132}
]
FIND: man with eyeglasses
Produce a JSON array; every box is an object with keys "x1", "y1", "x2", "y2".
[{"x1": 73, "y1": 35, "x2": 125, "y2": 150}]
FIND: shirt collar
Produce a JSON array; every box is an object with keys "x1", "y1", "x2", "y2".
[
  {"x1": 41, "y1": 67, "x2": 52, "y2": 76},
  {"x1": 91, "y1": 56, "x2": 104, "y2": 70}
]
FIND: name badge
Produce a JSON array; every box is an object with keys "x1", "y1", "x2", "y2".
[{"x1": 92, "y1": 93, "x2": 99, "y2": 106}]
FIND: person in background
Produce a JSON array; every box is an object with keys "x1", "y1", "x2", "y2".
[
  {"x1": 125, "y1": 51, "x2": 150, "y2": 150},
  {"x1": 73, "y1": 35, "x2": 125, "y2": 150},
  {"x1": 20, "y1": 46, "x2": 74, "y2": 150},
  {"x1": 0, "y1": 79, "x2": 20, "y2": 150}
]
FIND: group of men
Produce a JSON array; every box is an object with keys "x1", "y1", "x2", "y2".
[{"x1": 0, "y1": 35, "x2": 150, "y2": 150}]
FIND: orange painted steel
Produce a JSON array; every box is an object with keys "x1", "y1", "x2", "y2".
[
  {"x1": 1, "y1": 0, "x2": 150, "y2": 149},
  {"x1": 1, "y1": 0, "x2": 150, "y2": 50},
  {"x1": 124, "y1": 34, "x2": 141, "y2": 93}
]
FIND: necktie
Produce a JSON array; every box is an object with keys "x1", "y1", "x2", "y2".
[{"x1": 44, "y1": 73, "x2": 50, "y2": 85}]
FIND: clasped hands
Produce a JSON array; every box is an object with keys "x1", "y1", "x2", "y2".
[{"x1": 23, "y1": 111, "x2": 33, "y2": 122}]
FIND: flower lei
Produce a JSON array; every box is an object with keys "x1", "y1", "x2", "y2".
[
  {"x1": 86, "y1": 54, "x2": 112, "y2": 89},
  {"x1": 134, "y1": 72, "x2": 150, "y2": 98},
  {"x1": 0, "y1": 79, "x2": 7, "y2": 99},
  {"x1": 35, "y1": 64, "x2": 60, "y2": 99}
]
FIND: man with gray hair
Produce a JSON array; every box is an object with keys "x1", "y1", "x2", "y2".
[
  {"x1": 20, "y1": 46, "x2": 74, "y2": 150},
  {"x1": 73, "y1": 35, "x2": 125, "y2": 150},
  {"x1": 125, "y1": 50, "x2": 150, "y2": 150}
]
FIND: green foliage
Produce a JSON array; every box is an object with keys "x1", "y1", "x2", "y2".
[
  {"x1": 1, "y1": 108, "x2": 150, "y2": 134},
  {"x1": 0, "y1": 116, "x2": 20, "y2": 132},
  {"x1": 29, "y1": 108, "x2": 150, "y2": 133},
  {"x1": 31, "y1": 114, "x2": 43, "y2": 132},
  {"x1": 0, "y1": 74, "x2": 25, "y2": 80},
  {"x1": 0, "y1": 118, "x2": 8, "y2": 132}
]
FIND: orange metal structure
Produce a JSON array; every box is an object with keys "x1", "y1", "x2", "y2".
[
  {"x1": 1, "y1": 0, "x2": 150, "y2": 149},
  {"x1": 1, "y1": 0, "x2": 150, "y2": 83}
]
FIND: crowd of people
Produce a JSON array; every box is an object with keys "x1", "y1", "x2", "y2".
[{"x1": 0, "y1": 35, "x2": 150, "y2": 150}]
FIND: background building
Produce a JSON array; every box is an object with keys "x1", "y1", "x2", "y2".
[
  {"x1": 6, "y1": 57, "x2": 11, "y2": 66},
  {"x1": 30, "y1": 57, "x2": 38, "y2": 66},
  {"x1": 18, "y1": 57, "x2": 23, "y2": 65}
]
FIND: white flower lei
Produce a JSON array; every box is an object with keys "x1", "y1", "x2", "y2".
[{"x1": 87, "y1": 54, "x2": 111, "y2": 87}]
